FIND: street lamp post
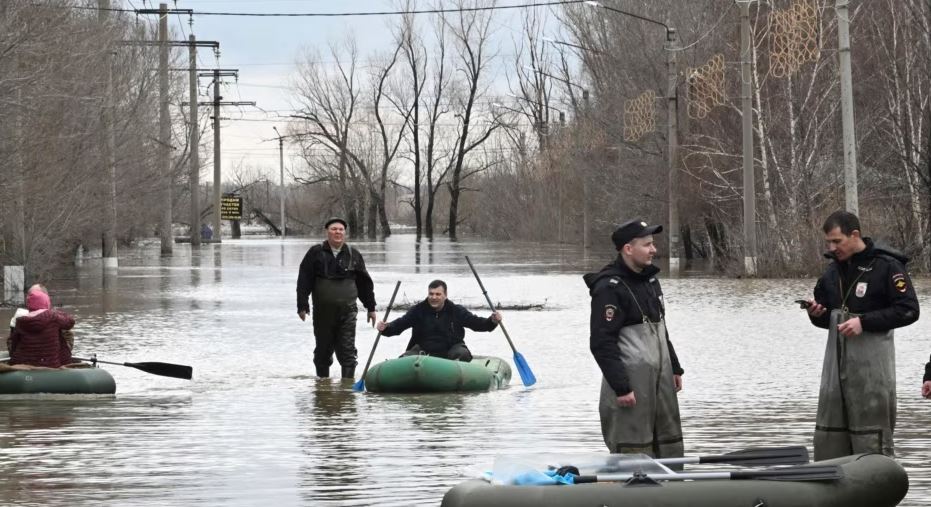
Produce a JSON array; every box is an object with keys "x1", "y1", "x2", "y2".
[
  {"x1": 273, "y1": 126, "x2": 287, "y2": 239},
  {"x1": 585, "y1": 1, "x2": 681, "y2": 275}
]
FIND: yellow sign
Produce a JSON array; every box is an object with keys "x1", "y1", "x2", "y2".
[{"x1": 221, "y1": 195, "x2": 243, "y2": 220}]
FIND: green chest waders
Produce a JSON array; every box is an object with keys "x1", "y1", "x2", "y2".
[
  {"x1": 814, "y1": 309, "x2": 896, "y2": 460},
  {"x1": 598, "y1": 281, "x2": 683, "y2": 458}
]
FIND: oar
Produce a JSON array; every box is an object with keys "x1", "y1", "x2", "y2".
[
  {"x1": 73, "y1": 355, "x2": 193, "y2": 380},
  {"x1": 465, "y1": 255, "x2": 536, "y2": 387},
  {"x1": 655, "y1": 446, "x2": 809, "y2": 467},
  {"x1": 571, "y1": 464, "x2": 843, "y2": 484},
  {"x1": 352, "y1": 280, "x2": 401, "y2": 392}
]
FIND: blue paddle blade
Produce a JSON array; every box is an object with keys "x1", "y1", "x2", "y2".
[
  {"x1": 513, "y1": 352, "x2": 536, "y2": 386},
  {"x1": 351, "y1": 378, "x2": 365, "y2": 392}
]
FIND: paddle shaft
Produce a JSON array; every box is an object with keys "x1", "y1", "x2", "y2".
[
  {"x1": 658, "y1": 446, "x2": 809, "y2": 466},
  {"x1": 575, "y1": 465, "x2": 842, "y2": 483},
  {"x1": 464, "y1": 256, "x2": 517, "y2": 354},
  {"x1": 358, "y1": 281, "x2": 401, "y2": 380}
]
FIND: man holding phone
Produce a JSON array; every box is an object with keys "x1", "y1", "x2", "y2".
[{"x1": 802, "y1": 211, "x2": 919, "y2": 459}]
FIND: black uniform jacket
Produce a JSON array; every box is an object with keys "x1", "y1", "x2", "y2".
[
  {"x1": 381, "y1": 299, "x2": 498, "y2": 356},
  {"x1": 809, "y1": 238, "x2": 919, "y2": 332},
  {"x1": 925, "y1": 355, "x2": 931, "y2": 383},
  {"x1": 584, "y1": 258, "x2": 684, "y2": 397},
  {"x1": 296, "y1": 241, "x2": 376, "y2": 314}
]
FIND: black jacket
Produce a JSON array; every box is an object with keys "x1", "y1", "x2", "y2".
[
  {"x1": 925, "y1": 355, "x2": 931, "y2": 383},
  {"x1": 296, "y1": 242, "x2": 376, "y2": 313},
  {"x1": 381, "y1": 299, "x2": 498, "y2": 356},
  {"x1": 584, "y1": 258, "x2": 684, "y2": 397},
  {"x1": 809, "y1": 238, "x2": 919, "y2": 332}
]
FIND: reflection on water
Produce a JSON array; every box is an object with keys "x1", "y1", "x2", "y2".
[{"x1": 0, "y1": 235, "x2": 929, "y2": 506}]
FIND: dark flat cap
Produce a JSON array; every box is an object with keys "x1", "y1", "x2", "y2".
[
  {"x1": 612, "y1": 219, "x2": 663, "y2": 249},
  {"x1": 324, "y1": 217, "x2": 348, "y2": 229}
]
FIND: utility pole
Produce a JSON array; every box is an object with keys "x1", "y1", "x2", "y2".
[
  {"x1": 213, "y1": 70, "x2": 221, "y2": 239},
  {"x1": 188, "y1": 34, "x2": 200, "y2": 246},
  {"x1": 836, "y1": 0, "x2": 858, "y2": 214},
  {"x1": 99, "y1": 0, "x2": 118, "y2": 268},
  {"x1": 273, "y1": 126, "x2": 287, "y2": 239},
  {"x1": 739, "y1": 0, "x2": 757, "y2": 275},
  {"x1": 194, "y1": 69, "x2": 253, "y2": 240},
  {"x1": 666, "y1": 28, "x2": 681, "y2": 276},
  {"x1": 157, "y1": 3, "x2": 171, "y2": 255}
]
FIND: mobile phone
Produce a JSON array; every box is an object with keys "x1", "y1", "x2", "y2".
[{"x1": 794, "y1": 299, "x2": 812, "y2": 309}]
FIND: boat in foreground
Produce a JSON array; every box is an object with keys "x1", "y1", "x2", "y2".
[
  {"x1": 442, "y1": 453, "x2": 908, "y2": 507},
  {"x1": 363, "y1": 355, "x2": 511, "y2": 393},
  {"x1": 0, "y1": 364, "x2": 116, "y2": 395}
]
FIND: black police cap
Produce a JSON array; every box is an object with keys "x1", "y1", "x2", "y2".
[{"x1": 612, "y1": 219, "x2": 663, "y2": 249}]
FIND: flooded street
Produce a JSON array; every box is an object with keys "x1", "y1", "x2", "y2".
[{"x1": 1, "y1": 235, "x2": 929, "y2": 506}]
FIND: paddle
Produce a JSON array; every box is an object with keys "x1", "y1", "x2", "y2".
[
  {"x1": 352, "y1": 280, "x2": 401, "y2": 392},
  {"x1": 655, "y1": 446, "x2": 809, "y2": 467},
  {"x1": 464, "y1": 256, "x2": 536, "y2": 387},
  {"x1": 570, "y1": 464, "x2": 843, "y2": 484},
  {"x1": 73, "y1": 355, "x2": 193, "y2": 380}
]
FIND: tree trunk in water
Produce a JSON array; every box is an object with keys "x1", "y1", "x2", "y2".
[
  {"x1": 447, "y1": 185, "x2": 460, "y2": 240},
  {"x1": 367, "y1": 200, "x2": 377, "y2": 239}
]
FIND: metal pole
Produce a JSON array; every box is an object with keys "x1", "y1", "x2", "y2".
[
  {"x1": 666, "y1": 28, "x2": 681, "y2": 276},
  {"x1": 836, "y1": 0, "x2": 858, "y2": 214},
  {"x1": 212, "y1": 69, "x2": 222, "y2": 240},
  {"x1": 279, "y1": 136, "x2": 286, "y2": 239},
  {"x1": 740, "y1": 0, "x2": 757, "y2": 275},
  {"x1": 99, "y1": 0, "x2": 118, "y2": 268},
  {"x1": 158, "y1": 3, "x2": 172, "y2": 255},
  {"x1": 189, "y1": 34, "x2": 200, "y2": 246}
]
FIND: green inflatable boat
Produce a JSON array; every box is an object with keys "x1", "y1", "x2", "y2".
[
  {"x1": 442, "y1": 454, "x2": 908, "y2": 507},
  {"x1": 363, "y1": 355, "x2": 511, "y2": 393},
  {"x1": 0, "y1": 366, "x2": 116, "y2": 395}
]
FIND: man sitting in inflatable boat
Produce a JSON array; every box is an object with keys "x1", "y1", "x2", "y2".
[{"x1": 376, "y1": 279, "x2": 502, "y2": 362}]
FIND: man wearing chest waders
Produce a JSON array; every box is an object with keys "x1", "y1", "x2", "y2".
[
  {"x1": 803, "y1": 211, "x2": 919, "y2": 459},
  {"x1": 297, "y1": 217, "x2": 377, "y2": 379},
  {"x1": 583, "y1": 219, "x2": 685, "y2": 459}
]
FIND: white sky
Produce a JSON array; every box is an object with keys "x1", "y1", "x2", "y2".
[{"x1": 131, "y1": 0, "x2": 569, "y2": 184}]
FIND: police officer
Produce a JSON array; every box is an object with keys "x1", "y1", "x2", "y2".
[
  {"x1": 584, "y1": 219, "x2": 685, "y2": 458},
  {"x1": 297, "y1": 217, "x2": 377, "y2": 379},
  {"x1": 804, "y1": 211, "x2": 919, "y2": 459}
]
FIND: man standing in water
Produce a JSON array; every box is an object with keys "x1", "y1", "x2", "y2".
[
  {"x1": 584, "y1": 219, "x2": 685, "y2": 458},
  {"x1": 803, "y1": 211, "x2": 919, "y2": 459},
  {"x1": 297, "y1": 217, "x2": 377, "y2": 379}
]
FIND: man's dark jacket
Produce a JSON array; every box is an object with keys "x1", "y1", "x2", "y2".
[
  {"x1": 809, "y1": 238, "x2": 919, "y2": 332},
  {"x1": 296, "y1": 242, "x2": 375, "y2": 313},
  {"x1": 584, "y1": 258, "x2": 684, "y2": 397},
  {"x1": 381, "y1": 299, "x2": 498, "y2": 356}
]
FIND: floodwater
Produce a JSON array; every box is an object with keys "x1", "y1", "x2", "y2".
[{"x1": 1, "y1": 235, "x2": 929, "y2": 506}]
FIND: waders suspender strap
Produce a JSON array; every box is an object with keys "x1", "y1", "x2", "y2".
[
  {"x1": 838, "y1": 259, "x2": 875, "y2": 313},
  {"x1": 615, "y1": 278, "x2": 664, "y2": 325}
]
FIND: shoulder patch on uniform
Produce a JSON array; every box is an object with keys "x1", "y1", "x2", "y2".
[
  {"x1": 604, "y1": 304, "x2": 618, "y2": 322},
  {"x1": 608, "y1": 277, "x2": 619, "y2": 286},
  {"x1": 892, "y1": 273, "x2": 908, "y2": 293}
]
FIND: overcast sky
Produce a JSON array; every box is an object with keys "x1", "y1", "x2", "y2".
[{"x1": 129, "y1": 0, "x2": 566, "y2": 185}]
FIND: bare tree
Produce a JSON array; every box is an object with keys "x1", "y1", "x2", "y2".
[{"x1": 444, "y1": 0, "x2": 505, "y2": 239}]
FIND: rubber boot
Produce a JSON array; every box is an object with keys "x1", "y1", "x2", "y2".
[
  {"x1": 315, "y1": 366, "x2": 330, "y2": 378},
  {"x1": 341, "y1": 366, "x2": 355, "y2": 379}
]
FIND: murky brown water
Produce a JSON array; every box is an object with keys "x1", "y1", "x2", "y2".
[{"x1": 1, "y1": 235, "x2": 929, "y2": 506}]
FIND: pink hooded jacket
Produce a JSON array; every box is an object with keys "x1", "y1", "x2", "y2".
[{"x1": 9, "y1": 289, "x2": 74, "y2": 368}]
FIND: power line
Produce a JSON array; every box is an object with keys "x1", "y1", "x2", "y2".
[{"x1": 47, "y1": 1, "x2": 588, "y2": 17}]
